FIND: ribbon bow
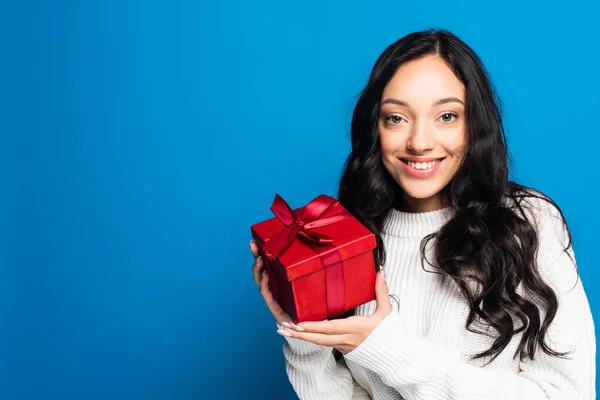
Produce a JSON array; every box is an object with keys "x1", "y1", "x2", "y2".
[{"x1": 262, "y1": 194, "x2": 351, "y2": 261}]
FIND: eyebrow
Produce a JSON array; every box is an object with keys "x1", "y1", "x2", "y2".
[{"x1": 380, "y1": 97, "x2": 465, "y2": 107}]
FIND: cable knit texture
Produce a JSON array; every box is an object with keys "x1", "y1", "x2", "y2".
[{"x1": 279, "y1": 197, "x2": 596, "y2": 399}]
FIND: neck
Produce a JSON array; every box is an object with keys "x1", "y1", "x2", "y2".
[{"x1": 398, "y1": 193, "x2": 448, "y2": 213}]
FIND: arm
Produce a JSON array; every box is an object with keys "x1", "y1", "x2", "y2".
[
  {"x1": 249, "y1": 241, "x2": 370, "y2": 399},
  {"x1": 344, "y1": 203, "x2": 596, "y2": 399},
  {"x1": 345, "y1": 294, "x2": 594, "y2": 399},
  {"x1": 279, "y1": 323, "x2": 371, "y2": 400}
]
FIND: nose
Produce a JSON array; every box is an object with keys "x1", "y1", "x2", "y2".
[{"x1": 406, "y1": 121, "x2": 435, "y2": 153}]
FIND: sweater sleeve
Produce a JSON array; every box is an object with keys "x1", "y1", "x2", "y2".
[
  {"x1": 344, "y1": 202, "x2": 596, "y2": 399},
  {"x1": 278, "y1": 322, "x2": 371, "y2": 399}
]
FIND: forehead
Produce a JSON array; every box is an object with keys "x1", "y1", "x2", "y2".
[{"x1": 382, "y1": 55, "x2": 465, "y2": 103}]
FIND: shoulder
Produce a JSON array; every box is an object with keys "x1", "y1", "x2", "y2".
[
  {"x1": 503, "y1": 185, "x2": 577, "y2": 293},
  {"x1": 503, "y1": 186, "x2": 571, "y2": 250}
]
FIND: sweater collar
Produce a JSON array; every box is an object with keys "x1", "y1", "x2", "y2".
[{"x1": 383, "y1": 206, "x2": 455, "y2": 238}]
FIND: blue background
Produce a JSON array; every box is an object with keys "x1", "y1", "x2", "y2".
[{"x1": 3, "y1": 1, "x2": 599, "y2": 399}]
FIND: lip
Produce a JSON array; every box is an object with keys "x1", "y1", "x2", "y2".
[
  {"x1": 399, "y1": 156, "x2": 446, "y2": 162},
  {"x1": 400, "y1": 157, "x2": 446, "y2": 178}
]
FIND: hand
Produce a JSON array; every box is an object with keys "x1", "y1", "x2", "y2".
[
  {"x1": 250, "y1": 240, "x2": 304, "y2": 330},
  {"x1": 276, "y1": 270, "x2": 392, "y2": 354}
]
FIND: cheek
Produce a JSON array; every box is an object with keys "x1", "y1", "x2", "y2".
[
  {"x1": 379, "y1": 137, "x2": 392, "y2": 156},
  {"x1": 379, "y1": 129, "x2": 400, "y2": 157},
  {"x1": 378, "y1": 132, "x2": 399, "y2": 175},
  {"x1": 444, "y1": 128, "x2": 467, "y2": 158},
  {"x1": 451, "y1": 143, "x2": 467, "y2": 160},
  {"x1": 445, "y1": 136, "x2": 468, "y2": 175}
]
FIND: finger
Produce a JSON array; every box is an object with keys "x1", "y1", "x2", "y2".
[
  {"x1": 278, "y1": 329, "x2": 351, "y2": 347},
  {"x1": 250, "y1": 240, "x2": 260, "y2": 258},
  {"x1": 259, "y1": 270, "x2": 291, "y2": 324},
  {"x1": 252, "y1": 255, "x2": 264, "y2": 285},
  {"x1": 295, "y1": 317, "x2": 359, "y2": 335},
  {"x1": 374, "y1": 270, "x2": 392, "y2": 315}
]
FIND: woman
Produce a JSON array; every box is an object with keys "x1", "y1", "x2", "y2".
[{"x1": 250, "y1": 29, "x2": 596, "y2": 399}]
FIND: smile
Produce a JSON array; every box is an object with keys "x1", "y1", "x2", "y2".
[
  {"x1": 404, "y1": 159, "x2": 444, "y2": 170},
  {"x1": 399, "y1": 157, "x2": 446, "y2": 178}
]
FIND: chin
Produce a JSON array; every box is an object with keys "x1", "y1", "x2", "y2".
[
  {"x1": 399, "y1": 182, "x2": 445, "y2": 201},
  {"x1": 403, "y1": 191, "x2": 440, "y2": 201}
]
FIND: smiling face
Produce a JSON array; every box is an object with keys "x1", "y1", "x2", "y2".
[{"x1": 379, "y1": 55, "x2": 468, "y2": 213}]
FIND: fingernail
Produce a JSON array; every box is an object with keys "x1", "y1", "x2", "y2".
[
  {"x1": 277, "y1": 329, "x2": 292, "y2": 337},
  {"x1": 290, "y1": 324, "x2": 305, "y2": 332},
  {"x1": 281, "y1": 321, "x2": 292, "y2": 328},
  {"x1": 256, "y1": 255, "x2": 262, "y2": 263}
]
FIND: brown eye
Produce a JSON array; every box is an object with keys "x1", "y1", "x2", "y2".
[
  {"x1": 385, "y1": 115, "x2": 404, "y2": 124},
  {"x1": 440, "y1": 113, "x2": 458, "y2": 123}
]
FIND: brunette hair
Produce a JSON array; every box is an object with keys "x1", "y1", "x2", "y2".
[{"x1": 338, "y1": 29, "x2": 575, "y2": 363}]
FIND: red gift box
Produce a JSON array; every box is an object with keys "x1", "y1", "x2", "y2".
[{"x1": 250, "y1": 194, "x2": 377, "y2": 323}]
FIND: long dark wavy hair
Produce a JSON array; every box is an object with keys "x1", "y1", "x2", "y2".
[{"x1": 337, "y1": 29, "x2": 576, "y2": 364}]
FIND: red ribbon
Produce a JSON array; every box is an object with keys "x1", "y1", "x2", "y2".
[{"x1": 262, "y1": 194, "x2": 350, "y2": 318}]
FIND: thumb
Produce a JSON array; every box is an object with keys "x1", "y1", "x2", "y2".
[{"x1": 374, "y1": 268, "x2": 391, "y2": 314}]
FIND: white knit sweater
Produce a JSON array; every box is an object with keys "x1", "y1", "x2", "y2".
[{"x1": 279, "y1": 197, "x2": 596, "y2": 399}]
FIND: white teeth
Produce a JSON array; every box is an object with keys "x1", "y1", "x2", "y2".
[{"x1": 406, "y1": 159, "x2": 442, "y2": 170}]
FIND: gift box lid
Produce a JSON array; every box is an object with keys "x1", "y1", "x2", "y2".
[{"x1": 251, "y1": 197, "x2": 376, "y2": 281}]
